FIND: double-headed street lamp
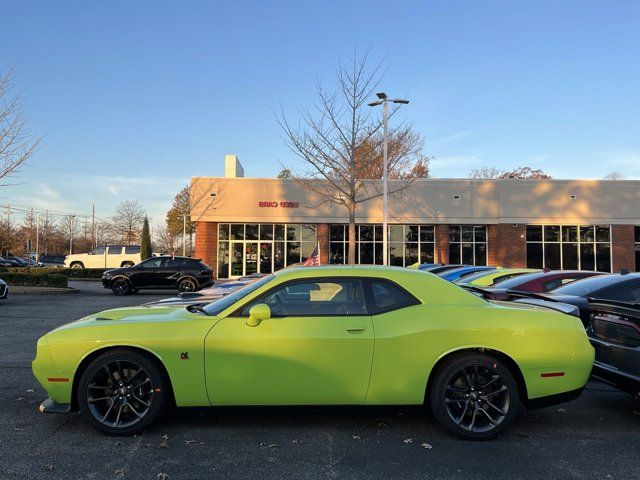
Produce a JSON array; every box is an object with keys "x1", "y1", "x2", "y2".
[{"x1": 368, "y1": 92, "x2": 409, "y2": 266}]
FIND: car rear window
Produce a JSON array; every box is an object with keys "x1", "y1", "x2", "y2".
[
  {"x1": 367, "y1": 279, "x2": 420, "y2": 314},
  {"x1": 551, "y1": 275, "x2": 628, "y2": 296}
]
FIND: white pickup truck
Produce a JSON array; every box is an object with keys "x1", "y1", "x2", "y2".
[{"x1": 64, "y1": 245, "x2": 142, "y2": 269}]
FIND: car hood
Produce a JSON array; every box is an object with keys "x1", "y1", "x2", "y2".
[
  {"x1": 49, "y1": 305, "x2": 196, "y2": 333},
  {"x1": 104, "y1": 267, "x2": 130, "y2": 276}
]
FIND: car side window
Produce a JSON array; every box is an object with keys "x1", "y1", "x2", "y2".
[
  {"x1": 239, "y1": 279, "x2": 367, "y2": 317},
  {"x1": 367, "y1": 279, "x2": 420, "y2": 314},
  {"x1": 141, "y1": 258, "x2": 165, "y2": 269},
  {"x1": 92, "y1": 247, "x2": 106, "y2": 255},
  {"x1": 542, "y1": 279, "x2": 562, "y2": 291},
  {"x1": 164, "y1": 257, "x2": 184, "y2": 269},
  {"x1": 125, "y1": 246, "x2": 140, "y2": 254},
  {"x1": 107, "y1": 246, "x2": 122, "y2": 255}
]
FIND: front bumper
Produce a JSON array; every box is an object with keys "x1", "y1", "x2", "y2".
[
  {"x1": 591, "y1": 361, "x2": 640, "y2": 396},
  {"x1": 39, "y1": 397, "x2": 71, "y2": 414},
  {"x1": 101, "y1": 277, "x2": 111, "y2": 288}
]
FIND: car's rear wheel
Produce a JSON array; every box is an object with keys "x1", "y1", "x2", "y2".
[
  {"x1": 77, "y1": 350, "x2": 167, "y2": 435},
  {"x1": 111, "y1": 278, "x2": 131, "y2": 296},
  {"x1": 430, "y1": 353, "x2": 519, "y2": 440},
  {"x1": 177, "y1": 277, "x2": 197, "y2": 293},
  {"x1": 70, "y1": 262, "x2": 84, "y2": 269},
  {"x1": 121, "y1": 261, "x2": 134, "y2": 268}
]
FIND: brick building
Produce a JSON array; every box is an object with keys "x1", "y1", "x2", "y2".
[{"x1": 192, "y1": 156, "x2": 640, "y2": 279}]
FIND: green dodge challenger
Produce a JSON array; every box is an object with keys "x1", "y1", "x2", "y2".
[{"x1": 33, "y1": 266, "x2": 594, "y2": 439}]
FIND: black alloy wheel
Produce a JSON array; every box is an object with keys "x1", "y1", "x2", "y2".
[
  {"x1": 177, "y1": 278, "x2": 197, "y2": 293},
  {"x1": 430, "y1": 353, "x2": 519, "y2": 440},
  {"x1": 77, "y1": 350, "x2": 167, "y2": 435},
  {"x1": 111, "y1": 278, "x2": 131, "y2": 296}
]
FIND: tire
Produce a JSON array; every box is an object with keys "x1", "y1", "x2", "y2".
[
  {"x1": 111, "y1": 278, "x2": 131, "y2": 296},
  {"x1": 70, "y1": 262, "x2": 84, "y2": 269},
  {"x1": 177, "y1": 277, "x2": 197, "y2": 293},
  {"x1": 77, "y1": 349, "x2": 168, "y2": 435},
  {"x1": 429, "y1": 353, "x2": 520, "y2": 440},
  {"x1": 121, "y1": 262, "x2": 134, "y2": 268}
]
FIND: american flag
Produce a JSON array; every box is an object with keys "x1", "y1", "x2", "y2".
[{"x1": 301, "y1": 242, "x2": 320, "y2": 266}]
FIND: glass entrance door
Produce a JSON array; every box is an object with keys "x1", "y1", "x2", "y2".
[
  {"x1": 245, "y1": 242, "x2": 258, "y2": 275},
  {"x1": 231, "y1": 242, "x2": 244, "y2": 277}
]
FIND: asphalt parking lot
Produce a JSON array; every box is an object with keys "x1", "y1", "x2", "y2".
[{"x1": 1, "y1": 281, "x2": 639, "y2": 480}]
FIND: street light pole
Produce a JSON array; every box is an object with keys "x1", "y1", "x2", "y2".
[
  {"x1": 382, "y1": 99, "x2": 388, "y2": 266},
  {"x1": 368, "y1": 93, "x2": 409, "y2": 266}
]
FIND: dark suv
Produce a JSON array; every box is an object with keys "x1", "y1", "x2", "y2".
[{"x1": 102, "y1": 256, "x2": 213, "y2": 295}]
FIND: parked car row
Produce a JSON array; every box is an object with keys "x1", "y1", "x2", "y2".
[{"x1": 420, "y1": 263, "x2": 640, "y2": 405}]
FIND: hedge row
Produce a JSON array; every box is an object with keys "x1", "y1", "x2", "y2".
[
  {"x1": 1, "y1": 272, "x2": 68, "y2": 288},
  {"x1": 0, "y1": 267, "x2": 107, "y2": 278}
]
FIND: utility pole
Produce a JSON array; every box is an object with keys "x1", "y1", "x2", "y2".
[
  {"x1": 182, "y1": 214, "x2": 187, "y2": 256},
  {"x1": 92, "y1": 204, "x2": 96, "y2": 247},
  {"x1": 35, "y1": 212, "x2": 40, "y2": 263}
]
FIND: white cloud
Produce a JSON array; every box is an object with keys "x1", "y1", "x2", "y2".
[{"x1": 437, "y1": 130, "x2": 475, "y2": 143}]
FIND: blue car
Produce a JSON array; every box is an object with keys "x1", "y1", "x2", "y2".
[{"x1": 438, "y1": 266, "x2": 496, "y2": 282}]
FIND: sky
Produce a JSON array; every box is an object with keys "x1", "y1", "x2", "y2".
[{"x1": 1, "y1": 0, "x2": 639, "y2": 225}]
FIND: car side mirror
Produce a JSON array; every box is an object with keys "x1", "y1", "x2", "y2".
[{"x1": 246, "y1": 304, "x2": 270, "y2": 327}]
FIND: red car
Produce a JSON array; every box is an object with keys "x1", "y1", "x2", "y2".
[{"x1": 462, "y1": 270, "x2": 603, "y2": 301}]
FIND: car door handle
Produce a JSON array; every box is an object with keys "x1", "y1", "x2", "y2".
[{"x1": 346, "y1": 327, "x2": 366, "y2": 334}]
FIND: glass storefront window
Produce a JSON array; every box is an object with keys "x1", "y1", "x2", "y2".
[
  {"x1": 526, "y1": 224, "x2": 611, "y2": 272},
  {"x1": 449, "y1": 226, "x2": 488, "y2": 266},
  {"x1": 217, "y1": 224, "x2": 317, "y2": 278},
  {"x1": 329, "y1": 224, "x2": 435, "y2": 267}
]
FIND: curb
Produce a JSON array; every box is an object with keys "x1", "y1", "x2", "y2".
[
  {"x1": 66, "y1": 278, "x2": 101, "y2": 282},
  {"x1": 8, "y1": 286, "x2": 80, "y2": 295}
]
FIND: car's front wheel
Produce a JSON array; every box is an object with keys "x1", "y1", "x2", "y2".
[
  {"x1": 110, "y1": 278, "x2": 131, "y2": 296},
  {"x1": 429, "y1": 353, "x2": 520, "y2": 440},
  {"x1": 77, "y1": 349, "x2": 168, "y2": 435},
  {"x1": 70, "y1": 262, "x2": 84, "y2": 269}
]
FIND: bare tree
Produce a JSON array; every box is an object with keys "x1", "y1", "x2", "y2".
[
  {"x1": 154, "y1": 224, "x2": 177, "y2": 255},
  {"x1": 604, "y1": 171, "x2": 624, "y2": 180},
  {"x1": 469, "y1": 166, "x2": 552, "y2": 179},
  {"x1": 59, "y1": 215, "x2": 80, "y2": 254},
  {"x1": 278, "y1": 51, "x2": 428, "y2": 264},
  {"x1": 0, "y1": 67, "x2": 41, "y2": 182},
  {"x1": 469, "y1": 166, "x2": 504, "y2": 179},
  {"x1": 112, "y1": 200, "x2": 145, "y2": 244}
]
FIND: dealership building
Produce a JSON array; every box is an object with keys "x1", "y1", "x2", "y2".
[{"x1": 191, "y1": 156, "x2": 640, "y2": 279}]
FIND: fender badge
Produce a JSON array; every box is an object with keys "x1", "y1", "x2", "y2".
[{"x1": 180, "y1": 352, "x2": 189, "y2": 360}]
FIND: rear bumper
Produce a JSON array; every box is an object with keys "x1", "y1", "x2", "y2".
[
  {"x1": 39, "y1": 397, "x2": 71, "y2": 414},
  {"x1": 525, "y1": 386, "x2": 585, "y2": 409}
]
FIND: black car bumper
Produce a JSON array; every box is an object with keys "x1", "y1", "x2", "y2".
[
  {"x1": 591, "y1": 361, "x2": 640, "y2": 396},
  {"x1": 101, "y1": 278, "x2": 110, "y2": 288},
  {"x1": 525, "y1": 386, "x2": 586, "y2": 410}
]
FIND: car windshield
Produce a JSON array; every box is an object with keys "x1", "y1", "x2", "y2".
[
  {"x1": 202, "y1": 275, "x2": 275, "y2": 316},
  {"x1": 550, "y1": 274, "x2": 622, "y2": 296}
]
